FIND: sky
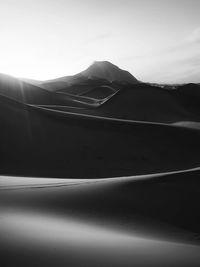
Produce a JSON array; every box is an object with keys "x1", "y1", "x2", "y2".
[{"x1": 0, "y1": 0, "x2": 200, "y2": 83}]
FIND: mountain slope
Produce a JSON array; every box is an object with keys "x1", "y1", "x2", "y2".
[
  {"x1": 41, "y1": 61, "x2": 138, "y2": 92},
  {"x1": 81, "y1": 61, "x2": 138, "y2": 83}
]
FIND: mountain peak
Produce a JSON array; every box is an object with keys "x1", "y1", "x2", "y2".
[
  {"x1": 81, "y1": 61, "x2": 138, "y2": 84},
  {"x1": 91, "y1": 60, "x2": 117, "y2": 67}
]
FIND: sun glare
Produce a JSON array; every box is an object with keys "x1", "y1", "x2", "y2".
[{"x1": 0, "y1": 39, "x2": 90, "y2": 81}]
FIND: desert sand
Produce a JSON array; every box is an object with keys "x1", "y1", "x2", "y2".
[{"x1": 1, "y1": 168, "x2": 200, "y2": 267}]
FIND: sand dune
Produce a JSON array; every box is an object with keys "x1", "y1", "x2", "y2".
[
  {"x1": 30, "y1": 62, "x2": 200, "y2": 124},
  {"x1": 43, "y1": 82, "x2": 200, "y2": 124},
  {"x1": 1, "y1": 65, "x2": 200, "y2": 266},
  {"x1": 0, "y1": 73, "x2": 59, "y2": 105},
  {"x1": 0, "y1": 73, "x2": 105, "y2": 108},
  {"x1": 1, "y1": 93, "x2": 200, "y2": 178},
  {"x1": 2, "y1": 69, "x2": 200, "y2": 124},
  {"x1": 1, "y1": 168, "x2": 200, "y2": 266},
  {"x1": 1, "y1": 58, "x2": 200, "y2": 267},
  {"x1": 67, "y1": 83, "x2": 199, "y2": 123}
]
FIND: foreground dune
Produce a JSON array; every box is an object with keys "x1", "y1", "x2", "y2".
[{"x1": 1, "y1": 168, "x2": 200, "y2": 267}]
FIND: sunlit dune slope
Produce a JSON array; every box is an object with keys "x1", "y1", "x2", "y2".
[
  {"x1": 0, "y1": 73, "x2": 58, "y2": 105},
  {"x1": 1, "y1": 169, "x2": 200, "y2": 267}
]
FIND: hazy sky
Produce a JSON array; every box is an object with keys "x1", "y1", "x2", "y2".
[{"x1": 0, "y1": 0, "x2": 200, "y2": 83}]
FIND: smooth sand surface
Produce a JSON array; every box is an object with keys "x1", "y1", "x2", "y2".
[{"x1": 1, "y1": 169, "x2": 200, "y2": 266}]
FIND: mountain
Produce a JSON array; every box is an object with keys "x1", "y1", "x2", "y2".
[
  {"x1": 41, "y1": 74, "x2": 88, "y2": 91},
  {"x1": 21, "y1": 78, "x2": 43, "y2": 86},
  {"x1": 41, "y1": 61, "x2": 138, "y2": 91},
  {"x1": 81, "y1": 61, "x2": 138, "y2": 84}
]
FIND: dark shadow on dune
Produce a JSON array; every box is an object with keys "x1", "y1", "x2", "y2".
[{"x1": 1, "y1": 96, "x2": 200, "y2": 178}]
